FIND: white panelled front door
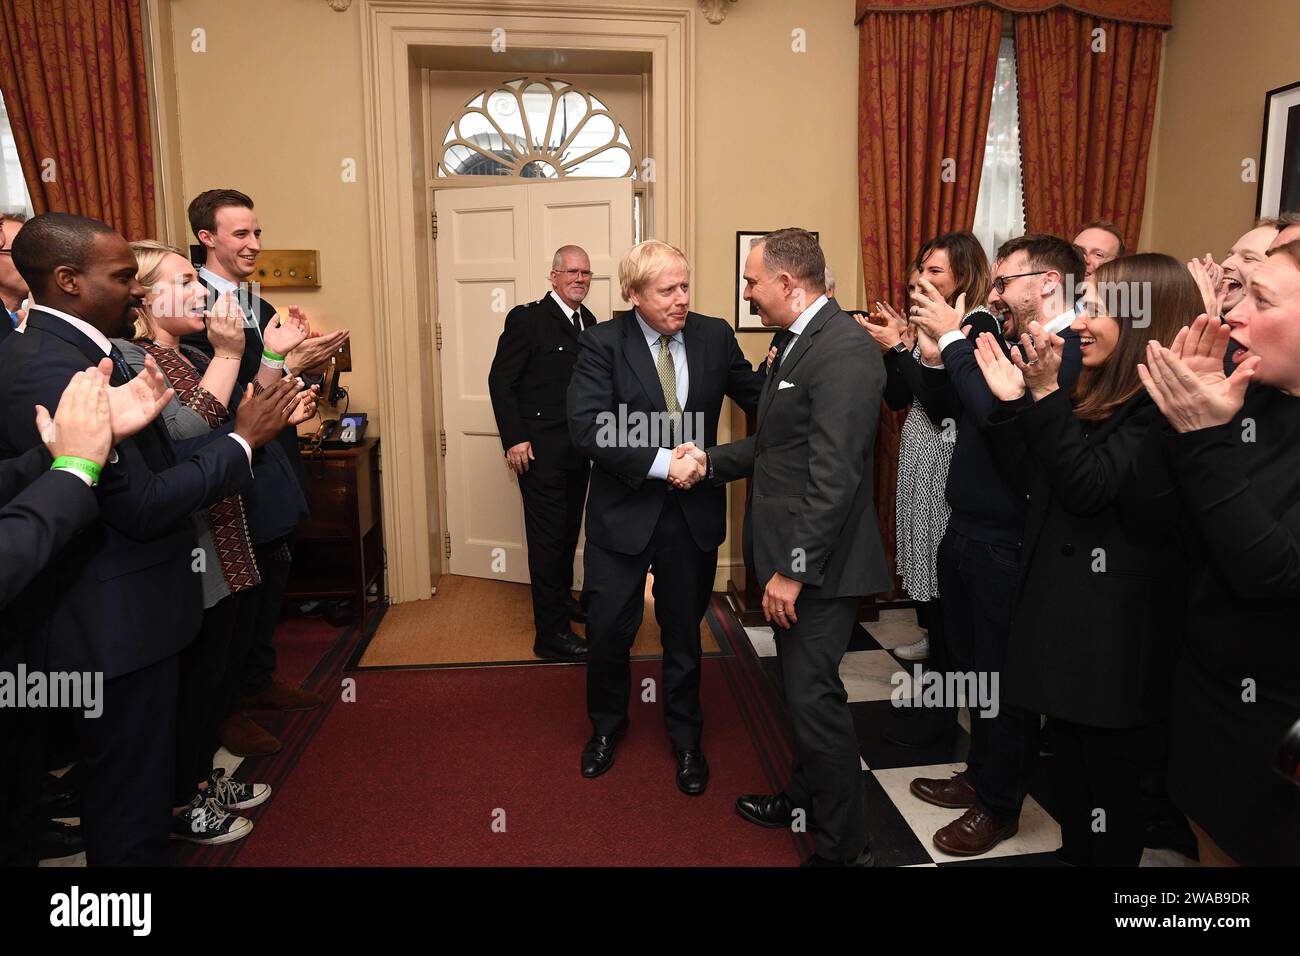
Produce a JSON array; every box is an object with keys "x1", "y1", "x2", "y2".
[{"x1": 434, "y1": 178, "x2": 633, "y2": 582}]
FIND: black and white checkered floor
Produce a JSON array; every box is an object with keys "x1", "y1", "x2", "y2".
[{"x1": 742, "y1": 607, "x2": 1199, "y2": 867}]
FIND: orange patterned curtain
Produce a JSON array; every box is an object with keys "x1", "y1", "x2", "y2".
[
  {"x1": 856, "y1": 0, "x2": 1171, "y2": 29},
  {"x1": 0, "y1": 0, "x2": 156, "y2": 239},
  {"x1": 1014, "y1": 9, "x2": 1163, "y2": 246},
  {"x1": 858, "y1": 4, "x2": 1001, "y2": 587}
]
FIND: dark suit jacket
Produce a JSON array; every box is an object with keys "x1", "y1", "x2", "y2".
[
  {"x1": 568, "y1": 309, "x2": 763, "y2": 556},
  {"x1": 489, "y1": 293, "x2": 596, "y2": 470},
  {"x1": 919, "y1": 318, "x2": 1083, "y2": 547},
  {"x1": 0, "y1": 310, "x2": 252, "y2": 679},
  {"x1": 182, "y1": 275, "x2": 310, "y2": 541},
  {"x1": 710, "y1": 299, "x2": 892, "y2": 598},
  {"x1": 989, "y1": 389, "x2": 1184, "y2": 729},
  {"x1": 0, "y1": 446, "x2": 96, "y2": 611}
]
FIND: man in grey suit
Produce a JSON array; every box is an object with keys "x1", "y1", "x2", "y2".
[{"x1": 675, "y1": 228, "x2": 890, "y2": 866}]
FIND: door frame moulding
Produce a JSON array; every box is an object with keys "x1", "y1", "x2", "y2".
[{"x1": 359, "y1": 1, "x2": 694, "y2": 603}]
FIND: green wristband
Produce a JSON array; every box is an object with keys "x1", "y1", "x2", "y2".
[
  {"x1": 51, "y1": 456, "x2": 102, "y2": 485},
  {"x1": 261, "y1": 346, "x2": 287, "y2": 362}
]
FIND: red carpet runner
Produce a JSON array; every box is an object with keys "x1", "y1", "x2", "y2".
[{"x1": 229, "y1": 659, "x2": 801, "y2": 866}]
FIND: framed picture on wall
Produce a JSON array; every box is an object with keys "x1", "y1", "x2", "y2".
[
  {"x1": 734, "y1": 230, "x2": 818, "y2": 331},
  {"x1": 1256, "y1": 80, "x2": 1300, "y2": 219}
]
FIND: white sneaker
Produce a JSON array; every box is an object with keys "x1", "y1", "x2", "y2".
[{"x1": 894, "y1": 636, "x2": 929, "y2": 661}]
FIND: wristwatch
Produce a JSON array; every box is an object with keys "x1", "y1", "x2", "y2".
[{"x1": 890, "y1": 342, "x2": 910, "y2": 355}]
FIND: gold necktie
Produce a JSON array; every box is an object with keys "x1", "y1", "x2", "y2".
[{"x1": 657, "y1": 334, "x2": 682, "y2": 442}]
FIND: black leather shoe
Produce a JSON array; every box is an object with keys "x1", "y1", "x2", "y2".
[
  {"x1": 675, "y1": 749, "x2": 709, "y2": 795},
  {"x1": 581, "y1": 733, "x2": 621, "y2": 778},
  {"x1": 801, "y1": 847, "x2": 874, "y2": 867},
  {"x1": 533, "y1": 630, "x2": 589, "y2": 662},
  {"x1": 736, "y1": 792, "x2": 811, "y2": 829},
  {"x1": 564, "y1": 597, "x2": 586, "y2": 623},
  {"x1": 27, "y1": 820, "x2": 85, "y2": 860}
]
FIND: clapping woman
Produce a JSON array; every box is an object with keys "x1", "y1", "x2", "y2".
[
  {"x1": 119, "y1": 241, "x2": 316, "y2": 846},
  {"x1": 972, "y1": 253, "x2": 1200, "y2": 865},
  {"x1": 1137, "y1": 241, "x2": 1300, "y2": 866}
]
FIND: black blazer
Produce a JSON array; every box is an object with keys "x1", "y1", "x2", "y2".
[
  {"x1": 489, "y1": 293, "x2": 596, "y2": 470},
  {"x1": 182, "y1": 275, "x2": 311, "y2": 539},
  {"x1": 0, "y1": 446, "x2": 97, "y2": 612},
  {"x1": 0, "y1": 311, "x2": 252, "y2": 679},
  {"x1": 567, "y1": 309, "x2": 762, "y2": 556},
  {"x1": 710, "y1": 299, "x2": 892, "y2": 598},
  {"x1": 990, "y1": 389, "x2": 1184, "y2": 728}
]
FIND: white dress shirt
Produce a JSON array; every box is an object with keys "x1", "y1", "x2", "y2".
[
  {"x1": 548, "y1": 290, "x2": 583, "y2": 330},
  {"x1": 636, "y1": 311, "x2": 689, "y2": 480},
  {"x1": 779, "y1": 293, "x2": 828, "y2": 364}
]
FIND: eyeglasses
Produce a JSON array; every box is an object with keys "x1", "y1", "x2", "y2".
[
  {"x1": 992, "y1": 271, "x2": 1048, "y2": 294},
  {"x1": 556, "y1": 269, "x2": 592, "y2": 279}
]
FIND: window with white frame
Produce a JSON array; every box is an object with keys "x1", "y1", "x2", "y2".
[
  {"x1": 0, "y1": 90, "x2": 33, "y2": 217},
  {"x1": 972, "y1": 36, "x2": 1024, "y2": 262},
  {"x1": 438, "y1": 77, "x2": 636, "y2": 180}
]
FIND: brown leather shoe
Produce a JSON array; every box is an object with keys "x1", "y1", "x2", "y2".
[
  {"x1": 221, "y1": 713, "x2": 282, "y2": 757},
  {"x1": 909, "y1": 770, "x2": 977, "y2": 809},
  {"x1": 238, "y1": 679, "x2": 323, "y2": 713},
  {"x1": 932, "y1": 807, "x2": 1019, "y2": 856}
]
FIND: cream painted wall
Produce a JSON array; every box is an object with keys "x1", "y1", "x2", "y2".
[
  {"x1": 162, "y1": 0, "x2": 862, "y2": 409},
  {"x1": 1145, "y1": 0, "x2": 1300, "y2": 260},
  {"x1": 167, "y1": 0, "x2": 375, "y2": 428}
]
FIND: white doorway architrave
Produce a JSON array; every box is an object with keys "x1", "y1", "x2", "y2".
[{"x1": 358, "y1": 2, "x2": 694, "y2": 603}]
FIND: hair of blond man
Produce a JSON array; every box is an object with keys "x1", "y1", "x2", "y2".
[{"x1": 618, "y1": 239, "x2": 688, "y2": 301}]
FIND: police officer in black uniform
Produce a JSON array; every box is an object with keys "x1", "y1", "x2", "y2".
[{"x1": 488, "y1": 246, "x2": 596, "y2": 661}]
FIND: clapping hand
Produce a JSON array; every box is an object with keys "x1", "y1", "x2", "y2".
[
  {"x1": 1187, "y1": 257, "x2": 1227, "y2": 320},
  {"x1": 1009, "y1": 321, "x2": 1063, "y2": 400},
  {"x1": 1138, "y1": 316, "x2": 1257, "y2": 432},
  {"x1": 206, "y1": 292, "x2": 247, "y2": 359},
  {"x1": 97, "y1": 354, "x2": 174, "y2": 444},
  {"x1": 37, "y1": 367, "x2": 113, "y2": 468},
  {"x1": 284, "y1": 307, "x2": 349, "y2": 376},
  {"x1": 909, "y1": 278, "x2": 965, "y2": 340},
  {"x1": 972, "y1": 332, "x2": 1025, "y2": 401},
  {"x1": 854, "y1": 300, "x2": 913, "y2": 352},
  {"x1": 669, "y1": 442, "x2": 707, "y2": 489},
  {"x1": 263, "y1": 305, "x2": 311, "y2": 359}
]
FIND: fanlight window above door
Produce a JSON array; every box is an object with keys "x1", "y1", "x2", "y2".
[{"x1": 438, "y1": 77, "x2": 635, "y2": 179}]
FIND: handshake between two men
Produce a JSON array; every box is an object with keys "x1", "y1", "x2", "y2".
[{"x1": 666, "y1": 441, "x2": 708, "y2": 490}]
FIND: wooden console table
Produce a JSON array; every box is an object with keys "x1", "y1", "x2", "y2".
[{"x1": 285, "y1": 437, "x2": 385, "y2": 625}]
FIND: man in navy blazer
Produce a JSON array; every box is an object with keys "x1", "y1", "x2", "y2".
[
  {"x1": 567, "y1": 240, "x2": 762, "y2": 795},
  {"x1": 0, "y1": 212, "x2": 306, "y2": 865}
]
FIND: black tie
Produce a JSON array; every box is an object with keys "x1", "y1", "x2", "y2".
[{"x1": 108, "y1": 344, "x2": 134, "y2": 386}]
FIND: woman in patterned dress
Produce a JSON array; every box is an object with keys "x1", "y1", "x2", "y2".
[
  {"x1": 118, "y1": 241, "x2": 316, "y2": 846},
  {"x1": 855, "y1": 234, "x2": 995, "y2": 746}
]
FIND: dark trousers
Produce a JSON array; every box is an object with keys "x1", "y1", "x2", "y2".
[
  {"x1": 777, "y1": 594, "x2": 866, "y2": 862},
  {"x1": 519, "y1": 462, "x2": 589, "y2": 636},
  {"x1": 78, "y1": 653, "x2": 180, "y2": 866},
  {"x1": 584, "y1": 494, "x2": 715, "y2": 751},
  {"x1": 234, "y1": 537, "x2": 292, "y2": 701},
  {"x1": 0, "y1": 694, "x2": 43, "y2": 865},
  {"x1": 886, "y1": 596, "x2": 958, "y2": 740},
  {"x1": 1052, "y1": 718, "x2": 1165, "y2": 866},
  {"x1": 937, "y1": 528, "x2": 1038, "y2": 819},
  {"x1": 175, "y1": 587, "x2": 261, "y2": 804}
]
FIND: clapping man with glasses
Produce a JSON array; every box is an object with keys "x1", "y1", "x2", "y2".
[
  {"x1": 488, "y1": 246, "x2": 598, "y2": 662},
  {"x1": 902, "y1": 235, "x2": 1085, "y2": 857},
  {"x1": 0, "y1": 212, "x2": 29, "y2": 344}
]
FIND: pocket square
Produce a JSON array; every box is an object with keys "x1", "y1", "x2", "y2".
[{"x1": 778, "y1": 380, "x2": 796, "y2": 390}]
